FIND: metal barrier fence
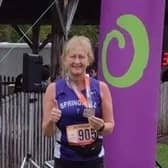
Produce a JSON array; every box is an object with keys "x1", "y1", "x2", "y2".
[
  {"x1": 0, "y1": 75, "x2": 15, "y2": 98},
  {"x1": 0, "y1": 92, "x2": 55, "y2": 168},
  {"x1": 158, "y1": 82, "x2": 168, "y2": 136}
]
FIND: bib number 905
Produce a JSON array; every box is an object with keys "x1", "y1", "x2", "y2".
[{"x1": 78, "y1": 128, "x2": 97, "y2": 141}]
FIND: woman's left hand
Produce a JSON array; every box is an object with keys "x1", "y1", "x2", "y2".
[{"x1": 88, "y1": 116, "x2": 104, "y2": 131}]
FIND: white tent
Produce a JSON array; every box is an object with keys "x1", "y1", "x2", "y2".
[{"x1": 0, "y1": 43, "x2": 51, "y2": 76}]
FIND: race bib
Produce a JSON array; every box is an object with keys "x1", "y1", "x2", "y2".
[{"x1": 66, "y1": 123, "x2": 97, "y2": 146}]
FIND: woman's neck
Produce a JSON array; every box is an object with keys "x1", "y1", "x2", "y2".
[{"x1": 68, "y1": 74, "x2": 85, "y2": 89}]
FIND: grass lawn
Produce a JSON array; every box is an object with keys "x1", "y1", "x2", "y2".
[{"x1": 157, "y1": 143, "x2": 168, "y2": 168}]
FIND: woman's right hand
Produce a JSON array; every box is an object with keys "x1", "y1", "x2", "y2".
[
  {"x1": 43, "y1": 83, "x2": 61, "y2": 136},
  {"x1": 49, "y1": 100, "x2": 62, "y2": 123}
]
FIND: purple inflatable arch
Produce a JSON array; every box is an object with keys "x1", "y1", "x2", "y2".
[{"x1": 98, "y1": 1, "x2": 165, "y2": 168}]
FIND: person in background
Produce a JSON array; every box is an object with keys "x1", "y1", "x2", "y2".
[
  {"x1": 42, "y1": 64, "x2": 50, "y2": 81},
  {"x1": 14, "y1": 73, "x2": 23, "y2": 93},
  {"x1": 41, "y1": 64, "x2": 50, "y2": 92},
  {"x1": 14, "y1": 64, "x2": 50, "y2": 93},
  {"x1": 86, "y1": 64, "x2": 97, "y2": 79},
  {"x1": 42, "y1": 35, "x2": 115, "y2": 168}
]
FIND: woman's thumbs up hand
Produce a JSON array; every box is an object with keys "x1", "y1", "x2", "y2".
[{"x1": 49, "y1": 100, "x2": 62, "y2": 123}]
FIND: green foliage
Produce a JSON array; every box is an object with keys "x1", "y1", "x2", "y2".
[
  {"x1": 0, "y1": 25, "x2": 17, "y2": 42},
  {"x1": 0, "y1": 25, "x2": 30, "y2": 42},
  {"x1": 157, "y1": 143, "x2": 168, "y2": 167},
  {"x1": 0, "y1": 24, "x2": 98, "y2": 46},
  {"x1": 40, "y1": 25, "x2": 51, "y2": 41},
  {"x1": 69, "y1": 25, "x2": 98, "y2": 47}
]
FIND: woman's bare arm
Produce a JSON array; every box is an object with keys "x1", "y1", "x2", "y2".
[
  {"x1": 100, "y1": 81, "x2": 115, "y2": 134},
  {"x1": 42, "y1": 82, "x2": 61, "y2": 136}
]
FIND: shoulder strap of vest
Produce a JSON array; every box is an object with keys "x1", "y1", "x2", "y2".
[
  {"x1": 55, "y1": 77, "x2": 100, "y2": 99},
  {"x1": 90, "y1": 77, "x2": 100, "y2": 95},
  {"x1": 55, "y1": 79, "x2": 66, "y2": 99}
]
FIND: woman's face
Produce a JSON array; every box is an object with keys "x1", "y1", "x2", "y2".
[{"x1": 64, "y1": 45, "x2": 89, "y2": 77}]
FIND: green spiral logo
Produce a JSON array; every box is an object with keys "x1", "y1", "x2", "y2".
[{"x1": 102, "y1": 14, "x2": 149, "y2": 88}]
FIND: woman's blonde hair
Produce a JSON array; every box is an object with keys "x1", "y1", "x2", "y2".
[
  {"x1": 62, "y1": 35, "x2": 94, "y2": 65},
  {"x1": 61, "y1": 36, "x2": 94, "y2": 77}
]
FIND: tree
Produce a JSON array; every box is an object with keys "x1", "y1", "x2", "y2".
[
  {"x1": 0, "y1": 25, "x2": 98, "y2": 46},
  {"x1": 69, "y1": 25, "x2": 98, "y2": 47}
]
